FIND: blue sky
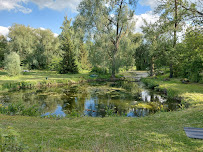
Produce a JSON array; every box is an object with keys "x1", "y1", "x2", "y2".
[{"x1": 0, "y1": 0, "x2": 157, "y2": 36}]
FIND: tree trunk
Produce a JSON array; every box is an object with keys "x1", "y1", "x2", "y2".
[
  {"x1": 170, "y1": 0, "x2": 178, "y2": 78},
  {"x1": 150, "y1": 56, "x2": 155, "y2": 76},
  {"x1": 111, "y1": 49, "x2": 116, "y2": 78},
  {"x1": 170, "y1": 63, "x2": 173, "y2": 78}
]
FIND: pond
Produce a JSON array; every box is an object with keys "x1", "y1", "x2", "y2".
[{"x1": 0, "y1": 81, "x2": 180, "y2": 117}]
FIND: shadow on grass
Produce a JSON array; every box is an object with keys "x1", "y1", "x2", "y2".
[{"x1": 0, "y1": 71, "x2": 7, "y2": 75}]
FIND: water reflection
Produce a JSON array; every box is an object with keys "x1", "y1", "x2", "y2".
[
  {"x1": 42, "y1": 105, "x2": 66, "y2": 117},
  {"x1": 0, "y1": 81, "x2": 180, "y2": 117}
]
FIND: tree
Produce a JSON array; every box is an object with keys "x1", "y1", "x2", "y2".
[
  {"x1": 134, "y1": 42, "x2": 150, "y2": 71},
  {"x1": 0, "y1": 35, "x2": 7, "y2": 67},
  {"x1": 7, "y1": 24, "x2": 61, "y2": 69},
  {"x1": 177, "y1": 0, "x2": 203, "y2": 26},
  {"x1": 8, "y1": 24, "x2": 36, "y2": 67},
  {"x1": 4, "y1": 52, "x2": 21, "y2": 76},
  {"x1": 34, "y1": 28, "x2": 61, "y2": 69},
  {"x1": 155, "y1": 0, "x2": 192, "y2": 78},
  {"x1": 75, "y1": 0, "x2": 137, "y2": 77},
  {"x1": 78, "y1": 41, "x2": 90, "y2": 70},
  {"x1": 175, "y1": 27, "x2": 203, "y2": 82},
  {"x1": 141, "y1": 21, "x2": 162, "y2": 76},
  {"x1": 60, "y1": 17, "x2": 78, "y2": 74}
]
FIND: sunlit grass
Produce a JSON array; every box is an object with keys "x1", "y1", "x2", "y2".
[
  {"x1": 0, "y1": 70, "x2": 90, "y2": 84},
  {"x1": 0, "y1": 105, "x2": 203, "y2": 151},
  {"x1": 141, "y1": 75, "x2": 203, "y2": 107}
]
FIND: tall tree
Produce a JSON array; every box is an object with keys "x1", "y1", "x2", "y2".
[
  {"x1": 7, "y1": 24, "x2": 61, "y2": 69},
  {"x1": 75, "y1": 0, "x2": 137, "y2": 77},
  {"x1": 8, "y1": 24, "x2": 36, "y2": 66},
  {"x1": 34, "y1": 28, "x2": 61, "y2": 69},
  {"x1": 141, "y1": 21, "x2": 162, "y2": 76},
  {"x1": 175, "y1": 27, "x2": 203, "y2": 82},
  {"x1": 0, "y1": 35, "x2": 7, "y2": 67},
  {"x1": 78, "y1": 41, "x2": 90, "y2": 70},
  {"x1": 60, "y1": 17, "x2": 78, "y2": 74},
  {"x1": 155, "y1": 0, "x2": 191, "y2": 78}
]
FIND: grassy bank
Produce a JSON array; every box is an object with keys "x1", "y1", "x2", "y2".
[
  {"x1": 0, "y1": 71, "x2": 203, "y2": 151},
  {"x1": 0, "y1": 70, "x2": 90, "y2": 83},
  {"x1": 0, "y1": 106, "x2": 203, "y2": 151},
  {"x1": 0, "y1": 70, "x2": 114, "y2": 91},
  {"x1": 141, "y1": 76, "x2": 203, "y2": 107}
]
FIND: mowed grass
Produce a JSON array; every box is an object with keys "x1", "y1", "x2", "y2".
[
  {"x1": 0, "y1": 70, "x2": 90, "y2": 85},
  {"x1": 0, "y1": 106, "x2": 203, "y2": 151}
]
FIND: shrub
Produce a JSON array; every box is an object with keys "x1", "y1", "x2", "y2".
[
  {"x1": 4, "y1": 52, "x2": 21, "y2": 76},
  {"x1": 91, "y1": 66, "x2": 108, "y2": 74},
  {"x1": 49, "y1": 56, "x2": 62, "y2": 71}
]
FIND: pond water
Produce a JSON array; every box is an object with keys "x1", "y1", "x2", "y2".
[{"x1": 0, "y1": 81, "x2": 180, "y2": 117}]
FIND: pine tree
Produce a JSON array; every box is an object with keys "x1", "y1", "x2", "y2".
[
  {"x1": 78, "y1": 42, "x2": 90, "y2": 70},
  {"x1": 60, "y1": 17, "x2": 78, "y2": 74}
]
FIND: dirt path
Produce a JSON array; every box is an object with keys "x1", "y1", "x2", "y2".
[{"x1": 123, "y1": 71, "x2": 148, "y2": 81}]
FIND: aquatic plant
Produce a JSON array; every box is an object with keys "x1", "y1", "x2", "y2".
[{"x1": 0, "y1": 102, "x2": 41, "y2": 116}]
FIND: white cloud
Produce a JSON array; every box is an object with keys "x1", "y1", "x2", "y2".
[
  {"x1": 0, "y1": 26, "x2": 9, "y2": 36},
  {"x1": 139, "y1": 0, "x2": 201, "y2": 11},
  {"x1": 133, "y1": 11, "x2": 159, "y2": 33},
  {"x1": 0, "y1": 0, "x2": 82, "y2": 14},
  {"x1": 39, "y1": 27, "x2": 59, "y2": 37},
  {"x1": 0, "y1": 0, "x2": 32, "y2": 13},
  {"x1": 139, "y1": 0, "x2": 158, "y2": 9},
  {"x1": 0, "y1": 26, "x2": 59, "y2": 37},
  {"x1": 39, "y1": 27, "x2": 46, "y2": 30},
  {"x1": 31, "y1": 0, "x2": 82, "y2": 12},
  {"x1": 53, "y1": 33, "x2": 59, "y2": 37}
]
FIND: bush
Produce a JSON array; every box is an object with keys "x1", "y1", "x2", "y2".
[
  {"x1": 91, "y1": 66, "x2": 108, "y2": 74},
  {"x1": 49, "y1": 56, "x2": 62, "y2": 71},
  {"x1": 4, "y1": 52, "x2": 21, "y2": 76}
]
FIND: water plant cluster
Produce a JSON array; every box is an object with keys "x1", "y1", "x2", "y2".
[{"x1": 0, "y1": 102, "x2": 40, "y2": 116}]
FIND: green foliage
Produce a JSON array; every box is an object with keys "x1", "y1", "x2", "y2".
[
  {"x1": 91, "y1": 66, "x2": 108, "y2": 74},
  {"x1": 48, "y1": 56, "x2": 62, "y2": 71},
  {"x1": 134, "y1": 40, "x2": 150, "y2": 70},
  {"x1": 78, "y1": 42, "x2": 91, "y2": 70},
  {"x1": 34, "y1": 29, "x2": 61, "y2": 69},
  {"x1": 60, "y1": 17, "x2": 78, "y2": 74},
  {"x1": 0, "y1": 35, "x2": 7, "y2": 67},
  {"x1": 4, "y1": 52, "x2": 21, "y2": 76},
  {"x1": 76, "y1": 0, "x2": 138, "y2": 77},
  {"x1": 7, "y1": 24, "x2": 61, "y2": 70},
  {"x1": 0, "y1": 102, "x2": 40, "y2": 116},
  {"x1": 174, "y1": 28, "x2": 203, "y2": 82}
]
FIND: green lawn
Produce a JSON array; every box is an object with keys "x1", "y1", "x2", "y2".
[
  {"x1": 0, "y1": 106, "x2": 203, "y2": 151},
  {"x1": 0, "y1": 70, "x2": 90, "y2": 85}
]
